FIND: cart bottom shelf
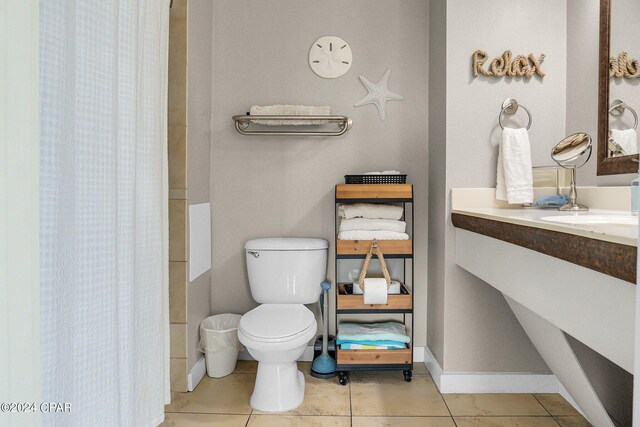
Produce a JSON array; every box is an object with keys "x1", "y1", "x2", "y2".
[
  {"x1": 336, "y1": 346, "x2": 412, "y2": 365},
  {"x1": 336, "y1": 367, "x2": 413, "y2": 385}
]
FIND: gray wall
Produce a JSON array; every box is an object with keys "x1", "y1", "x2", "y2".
[
  {"x1": 428, "y1": 0, "x2": 568, "y2": 372},
  {"x1": 427, "y1": 0, "x2": 447, "y2": 367},
  {"x1": 568, "y1": 334, "x2": 633, "y2": 427},
  {"x1": 609, "y1": 0, "x2": 640, "y2": 143},
  {"x1": 568, "y1": 0, "x2": 635, "y2": 186},
  {"x1": 187, "y1": 0, "x2": 213, "y2": 371},
  {"x1": 209, "y1": 0, "x2": 430, "y2": 345}
]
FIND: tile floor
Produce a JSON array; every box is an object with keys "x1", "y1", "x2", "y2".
[{"x1": 163, "y1": 361, "x2": 592, "y2": 427}]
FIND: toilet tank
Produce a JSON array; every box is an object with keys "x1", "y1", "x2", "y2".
[{"x1": 245, "y1": 238, "x2": 328, "y2": 304}]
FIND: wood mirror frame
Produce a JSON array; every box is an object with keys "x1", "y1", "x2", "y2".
[{"x1": 597, "y1": 0, "x2": 639, "y2": 175}]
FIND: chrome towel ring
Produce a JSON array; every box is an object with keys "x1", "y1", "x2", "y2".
[
  {"x1": 609, "y1": 99, "x2": 638, "y2": 130},
  {"x1": 498, "y1": 98, "x2": 532, "y2": 130}
]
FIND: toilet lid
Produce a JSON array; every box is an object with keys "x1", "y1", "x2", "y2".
[{"x1": 239, "y1": 304, "x2": 316, "y2": 341}]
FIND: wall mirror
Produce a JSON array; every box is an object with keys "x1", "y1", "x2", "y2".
[{"x1": 598, "y1": 0, "x2": 640, "y2": 175}]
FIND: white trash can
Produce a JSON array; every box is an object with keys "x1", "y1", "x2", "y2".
[{"x1": 199, "y1": 314, "x2": 243, "y2": 378}]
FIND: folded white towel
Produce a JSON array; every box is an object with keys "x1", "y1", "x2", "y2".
[
  {"x1": 338, "y1": 203, "x2": 403, "y2": 220},
  {"x1": 339, "y1": 218, "x2": 406, "y2": 233},
  {"x1": 338, "y1": 230, "x2": 409, "y2": 240},
  {"x1": 610, "y1": 129, "x2": 638, "y2": 155},
  {"x1": 496, "y1": 128, "x2": 534, "y2": 204},
  {"x1": 364, "y1": 170, "x2": 402, "y2": 175},
  {"x1": 249, "y1": 105, "x2": 331, "y2": 125}
]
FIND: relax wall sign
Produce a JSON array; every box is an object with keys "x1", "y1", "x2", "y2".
[
  {"x1": 610, "y1": 52, "x2": 640, "y2": 79},
  {"x1": 472, "y1": 50, "x2": 546, "y2": 78}
]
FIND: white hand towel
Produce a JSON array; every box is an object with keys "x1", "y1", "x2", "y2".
[
  {"x1": 610, "y1": 129, "x2": 638, "y2": 155},
  {"x1": 337, "y1": 230, "x2": 409, "y2": 240},
  {"x1": 496, "y1": 128, "x2": 534, "y2": 204},
  {"x1": 338, "y1": 203, "x2": 403, "y2": 220},
  {"x1": 339, "y1": 218, "x2": 406, "y2": 233},
  {"x1": 249, "y1": 105, "x2": 330, "y2": 125}
]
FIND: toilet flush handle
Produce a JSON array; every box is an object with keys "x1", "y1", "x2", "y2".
[{"x1": 247, "y1": 251, "x2": 260, "y2": 258}]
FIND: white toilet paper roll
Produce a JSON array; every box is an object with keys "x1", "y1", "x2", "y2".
[{"x1": 363, "y1": 278, "x2": 388, "y2": 305}]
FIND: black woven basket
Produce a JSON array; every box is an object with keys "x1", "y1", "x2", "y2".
[{"x1": 344, "y1": 174, "x2": 407, "y2": 184}]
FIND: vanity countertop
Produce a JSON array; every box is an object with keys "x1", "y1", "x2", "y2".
[
  {"x1": 451, "y1": 187, "x2": 637, "y2": 283},
  {"x1": 451, "y1": 207, "x2": 637, "y2": 247}
]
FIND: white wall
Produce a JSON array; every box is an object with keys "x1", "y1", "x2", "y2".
[
  {"x1": 209, "y1": 0, "x2": 430, "y2": 345},
  {"x1": 0, "y1": 2, "x2": 42, "y2": 426},
  {"x1": 429, "y1": 0, "x2": 568, "y2": 373}
]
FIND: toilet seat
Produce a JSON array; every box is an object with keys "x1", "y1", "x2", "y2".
[{"x1": 239, "y1": 304, "x2": 316, "y2": 343}]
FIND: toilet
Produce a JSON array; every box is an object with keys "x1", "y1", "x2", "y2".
[{"x1": 238, "y1": 237, "x2": 328, "y2": 412}]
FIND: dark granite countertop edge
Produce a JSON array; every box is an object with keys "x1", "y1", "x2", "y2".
[{"x1": 452, "y1": 212, "x2": 636, "y2": 284}]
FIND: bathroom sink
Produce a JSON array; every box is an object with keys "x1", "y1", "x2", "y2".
[{"x1": 540, "y1": 214, "x2": 638, "y2": 226}]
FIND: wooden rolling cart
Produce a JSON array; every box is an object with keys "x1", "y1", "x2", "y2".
[{"x1": 334, "y1": 184, "x2": 414, "y2": 385}]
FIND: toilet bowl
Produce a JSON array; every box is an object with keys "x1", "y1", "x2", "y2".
[
  {"x1": 238, "y1": 304, "x2": 317, "y2": 412},
  {"x1": 238, "y1": 237, "x2": 328, "y2": 412}
]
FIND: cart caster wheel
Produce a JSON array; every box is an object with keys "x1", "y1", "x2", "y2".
[
  {"x1": 338, "y1": 372, "x2": 349, "y2": 386},
  {"x1": 403, "y1": 370, "x2": 412, "y2": 382}
]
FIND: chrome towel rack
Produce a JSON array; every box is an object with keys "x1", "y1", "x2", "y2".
[
  {"x1": 498, "y1": 98, "x2": 532, "y2": 130},
  {"x1": 609, "y1": 99, "x2": 638, "y2": 130},
  {"x1": 232, "y1": 114, "x2": 353, "y2": 136}
]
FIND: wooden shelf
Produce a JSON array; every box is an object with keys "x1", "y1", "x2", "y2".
[
  {"x1": 336, "y1": 184, "x2": 413, "y2": 201},
  {"x1": 337, "y1": 283, "x2": 412, "y2": 313},
  {"x1": 334, "y1": 182, "x2": 415, "y2": 378},
  {"x1": 336, "y1": 346, "x2": 412, "y2": 366},
  {"x1": 337, "y1": 240, "x2": 412, "y2": 257}
]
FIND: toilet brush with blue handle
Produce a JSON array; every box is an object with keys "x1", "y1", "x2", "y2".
[{"x1": 310, "y1": 281, "x2": 337, "y2": 379}]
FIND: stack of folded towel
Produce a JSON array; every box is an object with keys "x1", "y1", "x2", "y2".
[
  {"x1": 249, "y1": 105, "x2": 330, "y2": 126},
  {"x1": 337, "y1": 321, "x2": 410, "y2": 350},
  {"x1": 338, "y1": 203, "x2": 409, "y2": 240}
]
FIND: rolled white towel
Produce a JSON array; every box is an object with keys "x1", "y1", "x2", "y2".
[
  {"x1": 339, "y1": 218, "x2": 406, "y2": 233},
  {"x1": 337, "y1": 230, "x2": 409, "y2": 240},
  {"x1": 338, "y1": 203, "x2": 403, "y2": 220},
  {"x1": 249, "y1": 105, "x2": 331, "y2": 125},
  {"x1": 610, "y1": 129, "x2": 638, "y2": 155}
]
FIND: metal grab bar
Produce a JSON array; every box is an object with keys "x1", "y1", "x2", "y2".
[
  {"x1": 498, "y1": 98, "x2": 532, "y2": 130},
  {"x1": 232, "y1": 114, "x2": 353, "y2": 136},
  {"x1": 609, "y1": 99, "x2": 638, "y2": 130}
]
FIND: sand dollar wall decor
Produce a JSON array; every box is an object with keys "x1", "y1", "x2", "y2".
[
  {"x1": 472, "y1": 50, "x2": 546, "y2": 78},
  {"x1": 309, "y1": 36, "x2": 352, "y2": 79}
]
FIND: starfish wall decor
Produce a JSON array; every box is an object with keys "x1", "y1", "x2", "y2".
[{"x1": 353, "y1": 69, "x2": 404, "y2": 121}]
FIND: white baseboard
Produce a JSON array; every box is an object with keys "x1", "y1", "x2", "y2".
[
  {"x1": 424, "y1": 347, "x2": 560, "y2": 394},
  {"x1": 187, "y1": 356, "x2": 206, "y2": 392},
  {"x1": 239, "y1": 345, "x2": 426, "y2": 363}
]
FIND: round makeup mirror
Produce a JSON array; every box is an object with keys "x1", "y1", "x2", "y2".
[
  {"x1": 551, "y1": 133, "x2": 592, "y2": 211},
  {"x1": 551, "y1": 132, "x2": 592, "y2": 167}
]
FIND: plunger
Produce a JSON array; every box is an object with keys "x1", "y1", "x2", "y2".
[{"x1": 310, "y1": 281, "x2": 337, "y2": 379}]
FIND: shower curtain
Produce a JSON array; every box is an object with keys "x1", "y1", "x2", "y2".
[{"x1": 39, "y1": 1, "x2": 170, "y2": 426}]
